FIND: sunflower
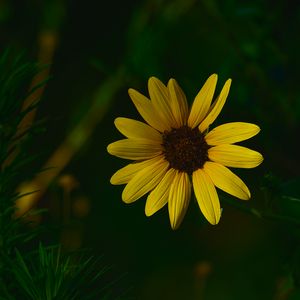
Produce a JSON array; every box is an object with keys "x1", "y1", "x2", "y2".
[{"x1": 107, "y1": 74, "x2": 263, "y2": 229}]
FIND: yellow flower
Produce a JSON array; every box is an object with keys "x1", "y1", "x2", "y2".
[{"x1": 107, "y1": 74, "x2": 263, "y2": 229}]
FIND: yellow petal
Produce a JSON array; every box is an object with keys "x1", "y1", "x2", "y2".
[
  {"x1": 168, "y1": 171, "x2": 191, "y2": 230},
  {"x1": 188, "y1": 74, "x2": 218, "y2": 128},
  {"x1": 204, "y1": 161, "x2": 250, "y2": 200},
  {"x1": 128, "y1": 88, "x2": 167, "y2": 132},
  {"x1": 122, "y1": 158, "x2": 169, "y2": 203},
  {"x1": 148, "y1": 77, "x2": 176, "y2": 129},
  {"x1": 110, "y1": 156, "x2": 163, "y2": 185},
  {"x1": 208, "y1": 144, "x2": 263, "y2": 168},
  {"x1": 114, "y1": 117, "x2": 162, "y2": 142},
  {"x1": 107, "y1": 139, "x2": 162, "y2": 160},
  {"x1": 192, "y1": 168, "x2": 221, "y2": 225},
  {"x1": 205, "y1": 122, "x2": 260, "y2": 145},
  {"x1": 199, "y1": 78, "x2": 232, "y2": 132},
  {"x1": 167, "y1": 79, "x2": 189, "y2": 127},
  {"x1": 145, "y1": 168, "x2": 176, "y2": 216}
]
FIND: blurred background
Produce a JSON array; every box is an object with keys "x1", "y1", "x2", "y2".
[{"x1": 1, "y1": 0, "x2": 300, "y2": 299}]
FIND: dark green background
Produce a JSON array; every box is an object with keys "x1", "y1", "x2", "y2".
[{"x1": 1, "y1": 0, "x2": 300, "y2": 299}]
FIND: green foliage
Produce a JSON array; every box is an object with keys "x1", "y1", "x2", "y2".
[
  {"x1": 7, "y1": 245, "x2": 111, "y2": 300},
  {"x1": 0, "y1": 50, "x2": 130, "y2": 299},
  {"x1": 0, "y1": 49, "x2": 41, "y2": 253}
]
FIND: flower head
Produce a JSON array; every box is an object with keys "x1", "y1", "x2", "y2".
[{"x1": 107, "y1": 75, "x2": 263, "y2": 229}]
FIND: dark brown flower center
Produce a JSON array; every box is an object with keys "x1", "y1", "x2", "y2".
[{"x1": 162, "y1": 125, "x2": 209, "y2": 174}]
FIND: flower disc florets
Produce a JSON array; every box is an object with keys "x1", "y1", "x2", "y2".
[{"x1": 162, "y1": 125, "x2": 209, "y2": 174}]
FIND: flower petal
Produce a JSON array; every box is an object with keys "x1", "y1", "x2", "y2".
[
  {"x1": 148, "y1": 77, "x2": 177, "y2": 129},
  {"x1": 110, "y1": 156, "x2": 163, "y2": 185},
  {"x1": 167, "y1": 78, "x2": 189, "y2": 127},
  {"x1": 145, "y1": 168, "x2": 177, "y2": 216},
  {"x1": 114, "y1": 117, "x2": 162, "y2": 142},
  {"x1": 188, "y1": 74, "x2": 218, "y2": 128},
  {"x1": 205, "y1": 122, "x2": 260, "y2": 145},
  {"x1": 208, "y1": 144, "x2": 263, "y2": 168},
  {"x1": 128, "y1": 88, "x2": 167, "y2": 132},
  {"x1": 107, "y1": 139, "x2": 162, "y2": 160},
  {"x1": 199, "y1": 78, "x2": 232, "y2": 132},
  {"x1": 122, "y1": 158, "x2": 169, "y2": 203},
  {"x1": 204, "y1": 161, "x2": 250, "y2": 200},
  {"x1": 168, "y1": 171, "x2": 191, "y2": 230},
  {"x1": 192, "y1": 168, "x2": 221, "y2": 225}
]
